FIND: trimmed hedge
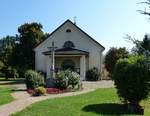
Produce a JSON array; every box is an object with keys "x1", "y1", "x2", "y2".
[
  {"x1": 113, "y1": 55, "x2": 150, "y2": 110},
  {"x1": 25, "y1": 70, "x2": 45, "y2": 89},
  {"x1": 86, "y1": 67, "x2": 100, "y2": 81}
]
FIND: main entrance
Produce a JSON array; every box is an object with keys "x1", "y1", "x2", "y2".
[{"x1": 61, "y1": 59, "x2": 75, "y2": 71}]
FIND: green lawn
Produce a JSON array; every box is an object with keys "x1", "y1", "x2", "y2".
[
  {"x1": 0, "y1": 78, "x2": 25, "y2": 85},
  {"x1": 0, "y1": 87, "x2": 14, "y2": 105},
  {"x1": 12, "y1": 88, "x2": 150, "y2": 116}
]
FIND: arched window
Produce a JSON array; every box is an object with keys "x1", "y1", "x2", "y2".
[
  {"x1": 61, "y1": 59, "x2": 75, "y2": 71},
  {"x1": 66, "y1": 29, "x2": 71, "y2": 33},
  {"x1": 63, "y1": 41, "x2": 75, "y2": 48}
]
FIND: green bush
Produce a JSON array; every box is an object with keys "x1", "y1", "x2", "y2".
[
  {"x1": 25, "y1": 70, "x2": 45, "y2": 89},
  {"x1": 68, "y1": 71, "x2": 80, "y2": 89},
  {"x1": 34, "y1": 86, "x2": 46, "y2": 96},
  {"x1": 55, "y1": 70, "x2": 81, "y2": 89},
  {"x1": 1, "y1": 66, "x2": 19, "y2": 79},
  {"x1": 86, "y1": 67, "x2": 100, "y2": 81},
  {"x1": 105, "y1": 47, "x2": 129, "y2": 78},
  {"x1": 0, "y1": 60, "x2": 4, "y2": 71},
  {"x1": 55, "y1": 70, "x2": 69, "y2": 89},
  {"x1": 113, "y1": 56, "x2": 150, "y2": 110}
]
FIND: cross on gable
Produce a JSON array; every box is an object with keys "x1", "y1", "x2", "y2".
[{"x1": 47, "y1": 41, "x2": 57, "y2": 51}]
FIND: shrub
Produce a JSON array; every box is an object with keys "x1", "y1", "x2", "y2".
[
  {"x1": 37, "y1": 70, "x2": 46, "y2": 78},
  {"x1": 16, "y1": 67, "x2": 26, "y2": 78},
  {"x1": 11, "y1": 67, "x2": 19, "y2": 79},
  {"x1": 86, "y1": 67, "x2": 100, "y2": 81},
  {"x1": 37, "y1": 70, "x2": 46, "y2": 82},
  {"x1": 2, "y1": 66, "x2": 19, "y2": 79},
  {"x1": 68, "y1": 71, "x2": 80, "y2": 89},
  {"x1": 34, "y1": 86, "x2": 46, "y2": 96},
  {"x1": 55, "y1": 70, "x2": 81, "y2": 89},
  {"x1": 113, "y1": 56, "x2": 150, "y2": 111},
  {"x1": 105, "y1": 47, "x2": 129, "y2": 78},
  {"x1": 55, "y1": 70, "x2": 69, "y2": 89},
  {"x1": 25, "y1": 70, "x2": 45, "y2": 89}
]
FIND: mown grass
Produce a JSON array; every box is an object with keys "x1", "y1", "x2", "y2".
[
  {"x1": 0, "y1": 77, "x2": 25, "y2": 85},
  {"x1": 12, "y1": 88, "x2": 150, "y2": 116},
  {"x1": 0, "y1": 87, "x2": 14, "y2": 105}
]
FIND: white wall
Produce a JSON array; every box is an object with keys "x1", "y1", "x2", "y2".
[{"x1": 34, "y1": 21, "x2": 104, "y2": 73}]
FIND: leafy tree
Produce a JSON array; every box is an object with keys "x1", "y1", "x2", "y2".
[
  {"x1": 0, "y1": 36, "x2": 16, "y2": 68},
  {"x1": 138, "y1": 0, "x2": 150, "y2": 17},
  {"x1": 0, "y1": 36, "x2": 17, "y2": 79},
  {"x1": 132, "y1": 34, "x2": 150, "y2": 55},
  {"x1": 104, "y1": 47, "x2": 129, "y2": 77},
  {"x1": 11, "y1": 22, "x2": 45, "y2": 71},
  {"x1": 0, "y1": 60, "x2": 4, "y2": 71},
  {"x1": 0, "y1": 45, "x2": 18, "y2": 79},
  {"x1": 0, "y1": 36, "x2": 16, "y2": 54},
  {"x1": 0, "y1": 46, "x2": 13, "y2": 66}
]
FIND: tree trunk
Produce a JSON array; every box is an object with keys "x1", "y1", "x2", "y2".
[{"x1": 128, "y1": 101, "x2": 144, "y2": 115}]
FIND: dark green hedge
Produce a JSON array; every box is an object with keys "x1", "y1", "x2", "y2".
[
  {"x1": 86, "y1": 67, "x2": 100, "y2": 81},
  {"x1": 25, "y1": 70, "x2": 45, "y2": 89},
  {"x1": 113, "y1": 56, "x2": 150, "y2": 107}
]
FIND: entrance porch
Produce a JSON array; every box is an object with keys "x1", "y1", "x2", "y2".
[
  {"x1": 45, "y1": 55, "x2": 87, "y2": 80},
  {"x1": 43, "y1": 47, "x2": 89, "y2": 80}
]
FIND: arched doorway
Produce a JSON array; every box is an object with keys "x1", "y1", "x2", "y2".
[{"x1": 61, "y1": 59, "x2": 75, "y2": 71}]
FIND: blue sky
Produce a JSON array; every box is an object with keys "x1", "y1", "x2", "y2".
[{"x1": 1, "y1": 0, "x2": 150, "y2": 53}]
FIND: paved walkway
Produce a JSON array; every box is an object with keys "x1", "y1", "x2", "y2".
[{"x1": 0, "y1": 80, "x2": 114, "y2": 116}]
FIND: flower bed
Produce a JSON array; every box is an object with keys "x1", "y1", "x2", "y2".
[
  {"x1": 27, "y1": 88, "x2": 67, "y2": 95},
  {"x1": 27, "y1": 89, "x2": 34, "y2": 94},
  {"x1": 46, "y1": 88, "x2": 67, "y2": 94}
]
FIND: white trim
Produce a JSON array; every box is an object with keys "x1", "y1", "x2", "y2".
[{"x1": 80, "y1": 55, "x2": 86, "y2": 80}]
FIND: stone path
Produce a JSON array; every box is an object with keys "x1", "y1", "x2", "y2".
[{"x1": 0, "y1": 80, "x2": 114, "y2": 116}]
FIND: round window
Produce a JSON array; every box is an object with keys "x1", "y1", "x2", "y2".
[{"x1": 63, "y1": 41, "x2": 75, "y2": 48}]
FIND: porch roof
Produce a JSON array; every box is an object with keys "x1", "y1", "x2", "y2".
[{"x1": 43, "y1": 47, "x2": 89, "y2": 56}]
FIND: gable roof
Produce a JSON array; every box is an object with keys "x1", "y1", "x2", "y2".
[{"x1": 34, "y1": 19, "x2": 105, "y2": 50}]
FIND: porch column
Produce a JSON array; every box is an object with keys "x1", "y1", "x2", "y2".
[
  {"x1": 46, "y1": 56, "x2": 51, "y2": 78},
  {"x1": 80, "y1": 55, "x2": 86, "y2": 80}
]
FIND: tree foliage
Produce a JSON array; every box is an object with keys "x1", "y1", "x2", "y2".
[
  {"x1": 0, "y1": 36, "x2": 16, "y2": 54},
  {"x1": 0, "y1": 36, "x2": 16, "y2": 66},
  {"x1": 104, "y1": 47, "x2": 129, "y2": 77},
  {"x1": 11, "y1": 22, "x2": 45, "y2": 71},
  {"x1": 131, "y1": 34, "x2": 150, "y2": 55},
  {"x1": 0, "y1": 46, "x2": 13, "y2": 67},
  {"x1": 138, "y1": 0, "x2": 150, "y2": 17},
  {"x1": 0, "y1": 36, "x2": 17, "y2": 78}
]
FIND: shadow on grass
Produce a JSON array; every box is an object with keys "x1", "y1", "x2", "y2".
[
  {"x1": 11, "y1": 88, "x2": 26, "y2": 92},
  {"x1": 0, "y1": 80, "x2": 25, "y2": 85},
  {"x1": 82, "y1": 103, "x2": 142, "y2": 115},
  {"x1": 0, "y1": 78, "x2": 24, "y2": 81}
]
